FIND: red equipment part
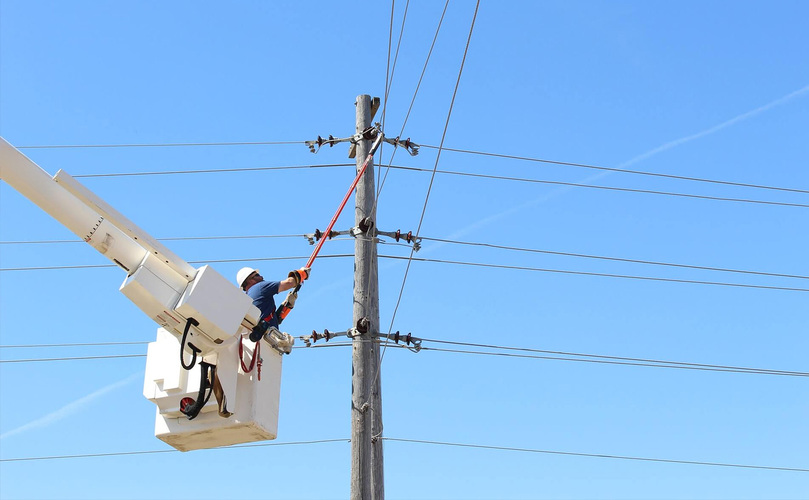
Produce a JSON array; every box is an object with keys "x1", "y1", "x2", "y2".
[{"x1": 276, "y1": 130, "x2": 385, "y2": 323}]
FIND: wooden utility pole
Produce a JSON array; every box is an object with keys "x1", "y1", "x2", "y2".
[{"x1": 351, "y1": 94, "x2": 384, "y2": 500}]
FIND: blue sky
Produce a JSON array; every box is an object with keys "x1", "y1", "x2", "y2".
[{"x1": 1, "y1": 1, "x2": 808, "y2": 499}]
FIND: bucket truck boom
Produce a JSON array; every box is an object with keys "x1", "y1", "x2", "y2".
[{"x1": 0, "y1": 137, "x2": 283, "y2": 451}]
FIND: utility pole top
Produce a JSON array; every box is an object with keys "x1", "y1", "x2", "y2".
[
  {"x1": 350, "y1": 94, "x2": 384, "y2": 500},
  {"x1": 349, "y1": 96, "x2": 381, "y2": 159}
]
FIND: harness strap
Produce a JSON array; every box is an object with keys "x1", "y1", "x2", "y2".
[
  {"x1": 238, "y1": 336, "x2": 262, "y2": 381},
  {"x1": 212, "y1": 370, "x2": 232, "y2": 418}
]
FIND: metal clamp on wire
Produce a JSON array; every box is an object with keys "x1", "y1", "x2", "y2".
[
  {"x1": 376, "y1": 229, "x2": 422, "y2": 251},
  {"x1": 383, "y1": 136, "x2": 420, "y2": 156},
  {"x1": 386, "y1": 331, "x2": 423, "y2": 353},
  {"x1": 301, "y1": 328, "x2": 346, "y2": 346},
  {"x1": 306, "y1": 134, "x2": 344, "y2": 153},
  {"x1": 304, "y1": 228, "x2": 345, "y2": 245},
  {"x1": 305, "y1": 125, "x2": 379, "y2": 154},
  {"x1": 350, "y1": 218, "x2": 375, "y2": 238},
  {"x1": 352, "y1": 126, "x2": 379, "y2": 143}
]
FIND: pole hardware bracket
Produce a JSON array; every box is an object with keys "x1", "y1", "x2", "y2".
[
  {"x1": 383, "y1": 136, "x2": 420, "y2": 156},
  {"x1": 299, "y1": 326, "x2": 366, "y2": 346},
  {"x1": 306, "y1": 123, "x2": 383, "y2": 155},
  {"x1": 379, "y1": 331, "x2": 423, "y2": 352},
  {"x1": 356, "y1": 317, "x2": 370, "y2": 335},
  {"x1": 376, "y1": 228, "x2": 421, "y2": 251},
  {"x1": 304, "y1": 228, "x2": 344, "y2": 245},
  {"x1": 358, "y1": 216, "x2": 374, "y2": 234},
  {"x1": 300, "y1": 328, "x2": 344, "y2": 346}
]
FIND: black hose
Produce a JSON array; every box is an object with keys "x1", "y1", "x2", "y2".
[{"x1": 180, "y1": 317, "x2": 201, "y2": 370}]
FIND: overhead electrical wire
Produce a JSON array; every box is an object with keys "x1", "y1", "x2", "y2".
[
  {"x1": 379, "y1": 255, "x2": 809, "y2": 292},
  {"x1": 0, "y1": 341, "x2": 148, "y2": 348},
  {"x1": 0, "y1": 354, "x2": 146, "y2": 363},
  {"x1": 10, "y1": 161, "x2": 802, "y2": 208},
  {"x1": 3, "y1": 234, "x2": 805, "y2": 283},
  {"x1": 0, "y1": 234, "x2": 303, "y2": 245},
  {"x1": 381, "y1": 0, "x2": 409, "y2": 127},
  {"x1": 384, "y1": 165, "x2": 809, "y2": 209},
  {"x1": 0, "y1": 439, "x2": 350, "y2": 462},
  {"x1": 419, "y1": 145, "x2": 809, "y2": 195},
  {"x1": 418, "y1": 347, "x2": 807, "y2": 377},
  {"x1": 375, "y1": 0, "x2": 450, "y2": 203},
  {"x1": 385, "y1": 0, "x2": 481, "y2": 340},
  {"x1": 0, "y1": 337, "x2": 809, "y2": 377},
  {"x1": 71, "y1": 163, "x2": 354, "y2": 178},
  {"x1": 2, "y1": 253, "x2": 806, "y2": 292},
  {"x1": 13, "y1": 143, "x2": 806, "y2": 197},
  {"x1": 2, "y1": 434, "x2": 804, "y2": 473},
  {"x1": 416, "y1": 236, "x2": 809, "y2": 280},
  {"x1": 16, "y1": 140, "x2": 306, "y2": 149},
  {"x1": 381, "y1": 438, "x2": 809, "y2": 473}
]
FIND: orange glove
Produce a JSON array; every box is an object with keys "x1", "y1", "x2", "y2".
[{"x1": 288, "y1": 267, "x2": 310, "y2": 286}]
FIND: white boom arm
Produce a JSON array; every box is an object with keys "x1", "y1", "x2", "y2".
[{"x1": 0, "y1": 137, "x2": 260, "y2": 353}]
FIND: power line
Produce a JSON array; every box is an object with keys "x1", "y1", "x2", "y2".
[
  {"x1": 376, "y1": 0, "x2": 450, "y2": 205},
  {"x1": 72, "y1": 163, "x2": 353, "y2": 178},
  {"x1": 16, "y1": 140, "x2": 306, "y2": 149},
  {"x1": 0, "y1": 354, "x2": 145, "y2": 364},
  {"x1": 419, "y1": 145, "x2": 809, "y2": 195},
  {"x1": 416, "y1": 338, "x2": 809, "y2": 376},
  {"x1": 0, "y1": 234, "x2": 303, "y2": 245},
  {"x1": 4, "y1": 233, "x2": 805, "y2": 283},
  {"x1": 305, "y1": 338, "x2": 807, "y2": 377},
  {"x1": 385, "y1": 0, "x2": 480, "y2": 341},
  {"x1": 4, "y1": 337, "x2": 805, "y2": 379},
  {"x1": 379, "y1": 255, "x2": 809, "y2": 292},
  {"x1": 384, "y1": 165, "x2": 809, "y2": 209},
  {"x1": 4, "y1": 435, "x2": 804, "y2": 473},
  {"x1": 0, "y1": 341, "x2": 148, "y2": 348},
  {"x1": 0, "y1": 439, "x2": 349, "y2": 462},
  {"x1": 15, "y1": 140, "x2": 807, "y2": 198},
  {"x1": 382, "y1": 438, "x2": 809, "y2": 473},
  {"x1": 419, "y1": 346, "x2": 807, "y2": 377},
  {"x1": 418, "y1": 236, "x2": 809, "y2": 281},
  {"x1": 2, "y1": 253, "x2": 806, "y2": 292},
  {"x1": 8, "y1": 159, "x2": 805, "y2": 208},
  {"x1": 0, "y1": 254, "x2": 352, "y2": 272}
]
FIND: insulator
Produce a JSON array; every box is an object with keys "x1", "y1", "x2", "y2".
[
  {"x1": 356, "y1": 317, "x2": 370, "y2": 334},
  {"x1": 359, "y1": 217, "x2": 374, "y2": 234}
]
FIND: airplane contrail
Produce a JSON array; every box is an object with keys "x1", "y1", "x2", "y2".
[
  {"x1": 446, "y1": 83, "x2": 809, "y2": 241},
  {"x1": 0, "y1": 371, "x2": 142, "y2": 440}
]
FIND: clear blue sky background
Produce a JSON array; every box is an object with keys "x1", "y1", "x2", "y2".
[{"x1": 1, "y1": 1, "x2": 807, "y2": 499}]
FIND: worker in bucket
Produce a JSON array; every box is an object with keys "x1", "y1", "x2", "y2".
[{"x1": 236, "y1": 266, "x2": 310, "y2": 352}]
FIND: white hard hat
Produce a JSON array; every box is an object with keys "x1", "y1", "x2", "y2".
[{"x1": 236, "y1": 267, "x2": 259, "y2": 288}]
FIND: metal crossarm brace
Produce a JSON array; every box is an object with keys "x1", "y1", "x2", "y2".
[{"x1": 376, "y1": 229, "x2": 421, "y2": 251}]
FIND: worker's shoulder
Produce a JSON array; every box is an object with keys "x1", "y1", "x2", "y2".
[{"x1": 249, "y1": 279, "x2": 280, "y2": 297}]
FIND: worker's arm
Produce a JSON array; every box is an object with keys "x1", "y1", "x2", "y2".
[{"x1": 278, "y1": 277, "x2": 297, "y2": 292}]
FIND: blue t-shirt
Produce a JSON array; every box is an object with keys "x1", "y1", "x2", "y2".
[{"x1": 246, "y1": 280, "x2": 281, "y2": 328}]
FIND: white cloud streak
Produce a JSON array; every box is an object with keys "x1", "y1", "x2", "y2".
[
  {"x1": 0, "y1": 371, "x2": 142, "y2": 440},
  {"x1": 449, "y1": 83, "x2": 809, "y2": 238}
]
